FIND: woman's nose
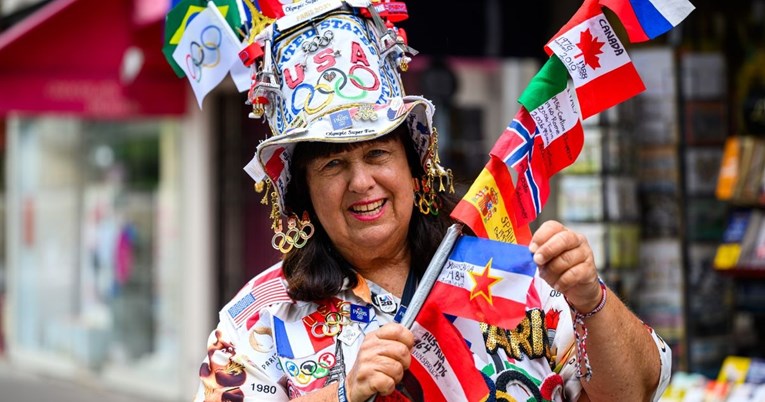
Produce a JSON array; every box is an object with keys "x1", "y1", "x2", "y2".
[{"x1": 347, "y1": 163, "x2": 375, "y2": 193}]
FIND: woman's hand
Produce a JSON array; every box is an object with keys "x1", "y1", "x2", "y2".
[
  {"x1": 345, "y1": 323, "x2": 414, "y2": 402},
  {"x1": 529, "y1": 220, "x2": 602, "y2": 313}
]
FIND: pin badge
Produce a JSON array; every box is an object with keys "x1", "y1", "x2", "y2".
[
  {"x1": 338, "y1": 323, "x2": 362, "y2": 346},
  {"x1": 374, "y1": 293, "x2": 397, "y2": 314}
]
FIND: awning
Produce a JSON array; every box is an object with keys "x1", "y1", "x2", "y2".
[{"x1": 0, "y1": 0, "x2": 186, "y2": 118}]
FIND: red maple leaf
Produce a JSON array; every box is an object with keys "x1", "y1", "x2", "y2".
[{"x1": 575, "y1": 28, "x2": 605, "y2": 70}]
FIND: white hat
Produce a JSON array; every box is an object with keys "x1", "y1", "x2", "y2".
[{"x1": 243, "y1": 1, "x2": 450, "y2": 216}]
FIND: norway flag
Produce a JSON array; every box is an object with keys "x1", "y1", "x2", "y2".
[
  {"x1": 600, "y1": 0, "x2": 695, "y2": 43},
  {"x1": 426, "y1": 236, "x2": 537, "y2": 331}
]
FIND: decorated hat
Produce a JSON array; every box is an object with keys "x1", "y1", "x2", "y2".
[{"x1": 241, "y1": 0, "x2": 452, "y2": 250}]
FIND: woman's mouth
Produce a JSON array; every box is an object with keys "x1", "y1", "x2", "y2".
[{"x1": 349, "y1": 199, "x2": 386, "y2": 215}]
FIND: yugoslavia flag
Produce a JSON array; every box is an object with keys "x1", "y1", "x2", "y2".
[
  {"x1": 409, "y1": 299, "x2": 490, "y2": 402},
  {"x1": 491, "y1": 56, "x2": 584, "y2": 226},
  {"x1": 426, "y1": 236, "x2": 537, "y2": 331},
  {"x1": 172, "y1": 2, "x2": 243, "y2": 108},
  {"x1": 545, "y1": 0, "x2": 645, "y2": 119},
  {"x1": 450, "y1": 156, "x2": 532, "y2": 245},
  {"x1": 599, "y1": 0, "x2": 695, "y2": 43}
]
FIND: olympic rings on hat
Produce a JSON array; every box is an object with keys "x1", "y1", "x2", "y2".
[
  {"x1": 349, "y1": 65, "x2": 381, "y2": 91},
  {"x1": 301, "y1": 30, "x2": 334, "y2": 54},
  {"x1": 335, "y1": 75, "x2": 368, "y2": 101}
]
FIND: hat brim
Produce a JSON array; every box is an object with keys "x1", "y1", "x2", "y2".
[{"x1": 252, "y1": 95, "x2": 436, "y2": 214}]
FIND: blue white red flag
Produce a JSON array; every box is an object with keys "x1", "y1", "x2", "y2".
[
  {"x1": 409, "y1": 299, "x2": 490, "y2": 402},
  {"x1": 272, "y1": 314, "x2": 335, "y2": 359},
  {"x1": 426, "y1": 236, "x2": 537, "y2": 331},
  {"x1": 599, "y1": 0, "x2": 695, "y2": 43}
]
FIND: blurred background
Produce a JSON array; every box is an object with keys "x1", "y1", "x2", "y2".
[{"x1": 1, "y1": 0, "x2": 764, "y2": 400}]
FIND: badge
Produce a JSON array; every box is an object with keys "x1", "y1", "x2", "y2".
[
  {"x1": 330, "y1": 110, "x2": 353, "y2": 130},
  {"x1": 393, "y1": 305, "x2": 407, "y2": 323},
  {"x1": 350, "y1": 304, "x2": 371, "y2": 323},
  {"x1": 338, "y1": 323, "x2": 362, "y2": 346},
  {"x1": 374, "y1": 293, "x2": 397, "y2": 314}
]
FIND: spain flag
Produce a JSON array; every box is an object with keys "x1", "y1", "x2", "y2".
[{"x1": 450, "y1": 156, "x2": 531, "y2": 245}]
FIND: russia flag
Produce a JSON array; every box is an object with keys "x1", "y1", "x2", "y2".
[
  {"x1": 426, "y1": 236, "x2": 537, "y2": 331},
  {"x1": 600, "y1": 0, "x2": 695, "y2": 43}
]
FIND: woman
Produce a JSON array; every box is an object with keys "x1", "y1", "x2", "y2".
[
  {"x1": 195, "y1": 125, "x2": 669, "y2": 402},
  {"x1": 193, "y1": 4, "x2": 670, "y2": 402}
]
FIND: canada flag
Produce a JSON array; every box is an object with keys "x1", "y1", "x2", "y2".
[{"x1": 544, "y1": 0, "x2": 645, "y2": 119}]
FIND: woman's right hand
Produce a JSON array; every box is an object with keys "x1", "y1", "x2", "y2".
[{"x1": 344, "y1": 323, "x2": 414, "y2": 402}]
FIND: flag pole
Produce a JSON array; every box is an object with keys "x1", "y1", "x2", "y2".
[
  {"x1": 365, "y1": 223, "x2": 462, "y2": 402},
  {"x1": 399, "y1": 223, "x2": 462, "y2": 329}
]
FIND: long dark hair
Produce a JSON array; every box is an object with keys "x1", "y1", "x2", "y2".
[{"x1": 282, "y1": 125, "x2": 459, "y2": 302}]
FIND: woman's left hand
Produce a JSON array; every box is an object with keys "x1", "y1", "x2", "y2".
[{"x1": 529, "y1": 220, "x2": 602, "y2": 313}]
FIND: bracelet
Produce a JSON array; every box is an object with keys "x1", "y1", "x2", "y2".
[
  {"x1": 338, "y1": 380, "x2": 348, "y2": 402},
  {"x1": 566, "y1": 279, "x2": 607, "y2": 382},
  {"x1": 567, "y1": 279, "x2": 607, "y2": 318}
]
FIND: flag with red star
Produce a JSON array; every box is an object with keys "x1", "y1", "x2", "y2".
[
  {"x1": 544, "y1": 0, "x2": 645, "y2": 119},
  {"x1": 426, "y1": 235, "x2": 537, "y2": 331}
]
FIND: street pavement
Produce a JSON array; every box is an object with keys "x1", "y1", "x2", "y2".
[{"x1": 0, "y1": 360, "x2": 165, "y2": 402}]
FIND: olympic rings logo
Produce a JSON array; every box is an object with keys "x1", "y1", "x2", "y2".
[
  {"x1": 301, "y1": 30, "x2": 334, "y2": 54},
  {"x1": 289, "y1": 66, "x2": 381, "y2": 116},
  {"x1": 306, "y1": 301, "x2": 354, "y2": 339},
  {"x1": 413, "y1": 177, "x2": 441, "y2": 216},
  {"x1": 184, "y1": 25, "x2": 223, "y2": 83}
]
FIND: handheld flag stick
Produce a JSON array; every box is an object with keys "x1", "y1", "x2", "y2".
[
  {"x1": 365, "y1": 223, "x2": 462, "y2": 402},
  {"x1": 399, "y1": 223, "x2": 463, "y2": 329}
]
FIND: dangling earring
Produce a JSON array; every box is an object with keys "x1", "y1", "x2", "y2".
[
  {"x1": 256, "y1": 180, "x2": 315, "y2": 254},
  {"x1": 413, "y1": 176, "x2": 439, "y2": 216},
  {"x1": 270, "y1": 210, "x2": 315, "y2": 254},
  {"x1": 413, "y1": 127, "x2": 454, "y2": 216}
]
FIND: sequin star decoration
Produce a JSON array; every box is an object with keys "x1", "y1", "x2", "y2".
[{"x1": 468, "y1": 258, "x2": 502, "y2": 304}]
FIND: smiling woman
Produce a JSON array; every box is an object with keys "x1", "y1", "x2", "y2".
[
  {"x1": 192, "y1": 2, "x2": 672, "y2": 402},
  {"x1": 281, "y1": 126, "x2": 456, "y2": 302}
]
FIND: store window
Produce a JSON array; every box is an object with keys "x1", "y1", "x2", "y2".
[{"x1": 7, "y1": 116, "x2": 184, "y2": 391}]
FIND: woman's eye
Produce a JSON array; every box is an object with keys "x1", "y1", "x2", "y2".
[
  {"x1": 367, "y1": 149, "x2": 389, "y2": 159},
  {"x1": 322, "y1": 159, "x2": 341, "y2": 169}
]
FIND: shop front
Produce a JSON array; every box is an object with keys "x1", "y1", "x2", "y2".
[{"x1": 0, "y1": 0, "x2": 214, "y2": 400}]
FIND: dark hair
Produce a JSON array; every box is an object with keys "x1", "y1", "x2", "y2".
[{"x1": 282, "y1": 125, "x2": 459, "y2": 302}]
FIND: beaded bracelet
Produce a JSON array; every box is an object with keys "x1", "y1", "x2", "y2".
[{"x1": 565, "y1": 279, "x2": 607, "y2": 382}]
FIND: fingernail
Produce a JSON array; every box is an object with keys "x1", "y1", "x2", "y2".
[
  {"x1": 533, "y1": 253, "x2": 544, "y2": 265},
  {"x1": 528, "y1": 242, "x2": 538, "y2": 253}
]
